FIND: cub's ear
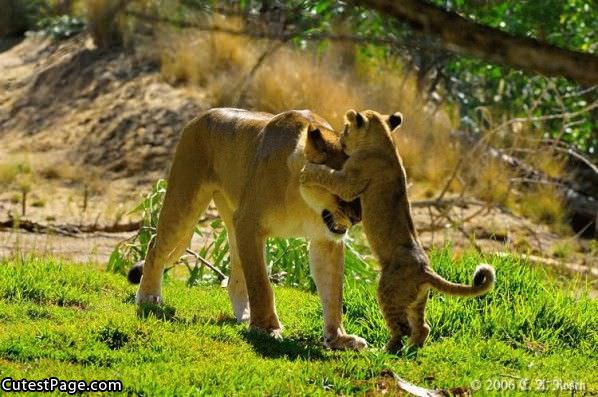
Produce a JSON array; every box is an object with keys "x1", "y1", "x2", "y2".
[
  {"x1": 304, "y1": 127, "x2": 327, "y2": 163},
  {"x1": 387, "y1": 112, "x2": 403, "y2": 131}
]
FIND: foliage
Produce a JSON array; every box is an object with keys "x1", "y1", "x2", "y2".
[
  {"x1": 108, "y1": 179, "x2": 376, "y2": 290},
  {"x1": 1, "y1": 254, "x2": 596, "y2": 394},
  {"x1": 108, "y1": 179, "x2": 166, "y2": 275},
  {"x1": 33, "y1": 15, "x2": 85, "y2": 39},
  {"x1": 145, "y1": 0, "x2": 596, "y2": 154},
  {"x1": 1, "y1": 0, "x2": 84, "y2": 40},
  {"x1": 0, "y1": 0, "x2": 51, "y2": 37}
]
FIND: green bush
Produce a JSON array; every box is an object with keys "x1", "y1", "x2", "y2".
[
  {"x1": 109, "y1": 179, "x2": 376, "y2": 290},
  {"x1": 34, "y1": 14, "x2": 85, "y2": 39}
]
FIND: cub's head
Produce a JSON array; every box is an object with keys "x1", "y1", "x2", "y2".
[
  {"x1": 302, "y1": 125, "x2": 362, "y2": 234},
  {"x1": 340, "y1": 109, "x2": 403, "y2": 155}
]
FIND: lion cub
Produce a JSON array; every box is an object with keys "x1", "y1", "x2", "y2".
[{"x1": 301, "y1": 109, "x2": 495, "y2": 351}]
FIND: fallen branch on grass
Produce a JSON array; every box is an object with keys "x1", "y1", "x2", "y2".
[
  {"x1": 0, "y1": 214, "x2": 220, "y2": 236},
  {"x1": 0, "y1": 215, "x2": 141, "y2": 236},
  {"x1": 378, "y1": 369, "x2": 471, "y2": 397},
  {"x1": 183, "y1": 248, "x2": 228, "y2": 283}
]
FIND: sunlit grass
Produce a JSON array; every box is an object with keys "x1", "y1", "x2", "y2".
[{"x1": 0, "y1": 251, "x2": 596, "y2": 395}]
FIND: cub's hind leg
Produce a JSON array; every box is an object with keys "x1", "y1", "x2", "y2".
[
  {"x1": 381, "y1": 306, "x2": 411, "y2": 353},
  {"x1": 406, "y1": 289, "x2": 431, "y2": 347}
]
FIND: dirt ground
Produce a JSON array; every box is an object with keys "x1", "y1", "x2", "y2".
[{"x1": 0, "y1": 35, "x2": 596, "y2": 278}]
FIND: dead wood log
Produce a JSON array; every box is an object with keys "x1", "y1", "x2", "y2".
[{"x1": 0, "y1": 215, "x2": 141, "y2": 236}]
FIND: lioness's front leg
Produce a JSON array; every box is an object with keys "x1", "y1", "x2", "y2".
[
  {"x1": 309, "y1": 239, "x2": 368, "y2": 350},
  {"x1": 300, "y1": 163, "x2": 366, "y2": 202},
  {"x1": 234, "y1": 215, "x2": 282, "y2": 338}
]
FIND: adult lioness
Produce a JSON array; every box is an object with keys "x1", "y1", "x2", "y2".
[
  {"x1": 130, "y1": 108, "x2": 367, "y2": 350},
  {"x1": 301, "y1": 109, "x2": 495, "y2": 352}
]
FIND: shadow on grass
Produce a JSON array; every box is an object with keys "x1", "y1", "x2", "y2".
[
  {"x1": 136, "y1": 303, "x2": 177, "y2": 321},
  {"x1": 242, "y1": 330, "x2": 328, "y2": 361},
  {"x1": 135, "y1": 305, "x2": 240, "y2": 327}
]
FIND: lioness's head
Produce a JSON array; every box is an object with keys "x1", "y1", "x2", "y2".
[
  {"x1": 303, "y1": 125, "x2": 362, "y2": 234},
  {"x1": 341, "y1": 109, "x2": 403, "y2": 155}
]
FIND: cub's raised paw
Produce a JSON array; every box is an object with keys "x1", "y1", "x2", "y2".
[
  {"x1": 299, "y1": 168, "x2": 309, "y2": 184},
  {"x1": 325, "y1": 334, "x2": 368, "y2": 351}
]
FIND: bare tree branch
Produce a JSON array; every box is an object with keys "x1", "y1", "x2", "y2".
[
  {"x1": 125, "y1": 10, "x2": 397, "y2": 46},
  {"x1": 353, "y1": 0, "x2": 598, "y2": 85}
]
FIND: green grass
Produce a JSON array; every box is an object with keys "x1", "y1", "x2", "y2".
[{"x1": 0, "y1": 251, "x2": 596, "y2": 395}]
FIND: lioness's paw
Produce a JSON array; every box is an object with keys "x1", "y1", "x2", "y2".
[
  {"x1": 325, "y1": 334, "x2": 368, "y2": 351},
  {"x1": 135, "y1": 290, "x2": 162, "y2": 305},
  {"x1": 248, "y1": 325, "x2": 284, "y2": 341}
]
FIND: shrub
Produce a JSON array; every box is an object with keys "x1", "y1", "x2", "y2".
[
  {"x1": 519, "y1": 184, "x2": 567, "y2": 230},
  {"x1": 0, "y1": 0, "x2": 50, "y2": 37},
  {"x1": 108, "y1": 179, "x2": 376, "y2": 290}
]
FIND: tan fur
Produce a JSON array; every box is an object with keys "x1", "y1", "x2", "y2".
[
  {"x1": 133, "y1": 108, "x2": 367, "y2": 350},
  {"x1": 301, "y1": 109, "x2": 495, "y2": 352}
]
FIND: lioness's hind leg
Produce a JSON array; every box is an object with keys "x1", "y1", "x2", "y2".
[
  {"x1": 228, "y1": 242, "x2": 250, "y2": 322},
  {"x1": 137, "y1": 130, "x2": 212, "y2": 304},
  {"x1": 214, "y1": 195, "x2": 250, "y2": 323},
  {"x1": 234, "y1": 216, "x2": 281, "y2": 337},
  {"x1": 138, "y1": 191, "x2": 212, "y2": 304}
]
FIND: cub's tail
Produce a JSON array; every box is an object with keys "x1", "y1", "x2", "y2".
[
  {"x1": 425, "y1": 264, "x2": 495, "y2": 297},
  {"x1": 127, "y1": 261, "x2": 144, "y2": 284}
]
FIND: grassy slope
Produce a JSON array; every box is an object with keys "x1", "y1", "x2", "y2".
[{"x1": 0, "y1": 252, "x2": 596, "y2": 396}]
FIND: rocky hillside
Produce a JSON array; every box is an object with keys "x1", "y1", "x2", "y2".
[{"x1": 0, "y1": 34, "x2": 203, "y2": 177}]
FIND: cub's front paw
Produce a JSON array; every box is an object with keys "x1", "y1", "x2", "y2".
[
  {"x1": 300, "y1": 163, "x2": 321, "y2": 185},
  {"x1": 325, "y1": 334, "x2": 368, "y2": 351},
  {"x1": 299, "y1": 167, "x2": 310, "y2": 185}
]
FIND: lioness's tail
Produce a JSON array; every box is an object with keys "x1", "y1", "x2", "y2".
[
  {"x1": 128, "y1": 261, "x2": 144, "y2": 284},
  {"x1": 425, "y1": 264, "x2": 495, "y2": 297}
]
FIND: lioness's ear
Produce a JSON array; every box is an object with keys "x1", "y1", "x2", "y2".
[
  {"x1": 344, "y1": 109, "x2": 358, "y2": 125},
  {"x1": 305, "y1": 127, "x2": 328, "y2": 163},
  {"x1": 387, "y1": 112, "x2": 403, "y2": 131},
  {"x1": 308, "y1": 128, "x2": 325, "y2": 150},
  {"x1": 345, "y1": 110, "x2": 365, "y2": 128}
]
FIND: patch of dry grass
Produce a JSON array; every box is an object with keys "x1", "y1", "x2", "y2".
[
  {"x1": 159, "y1": 16, "x2": 258, "y2": 103},
  {"x1": 518, "y1": 184, "x2": 568, "y2": 231},
  {"x1": 470, "y1": 158, "x2": 513, "y2": 206},
  {"x1": 152, "y1": 15, "x2": 569, "y2": 230},
  {"x1": 249, "y1": 47, "x2": 365, "y2": 129},
  {"x1": 0, "y1": 158, "x2": 32, "y2": 187}
]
